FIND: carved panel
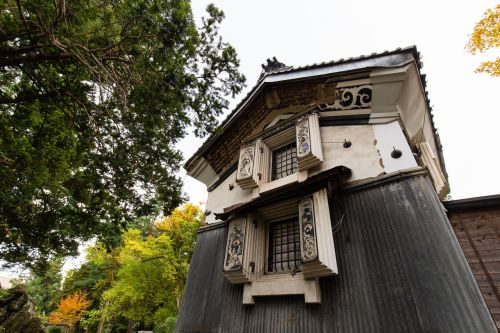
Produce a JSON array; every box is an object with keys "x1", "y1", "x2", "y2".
[
  {"x1": 237, "y1": 146, "x2": 255, "y2": 180},
  {"x1": 300, "y1": 189, "x2": 338, "y2": 278},
  {"x1": 235, "y1": 143, "x2": 260, "y2": 190},
  {"x1": 296, "y1": 117, "x2": 311, "y2": 158},
  {"x1": 295, "y1": 113, "x2": 323, "y2": 171},
  {"x1": 319, "y1": 85, "x2": 372, "y2": 111},
  {"x1": 224, "y1": 217, "x2": 247, "y2": 272},
  {"x1": 299, "y1": 196, "x2": 318, "y2": 262}
]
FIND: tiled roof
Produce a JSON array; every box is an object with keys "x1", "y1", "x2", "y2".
[
  {"x1": 184, "y1": 46, "x2": 425, "y2": 171},
  {"x1": 257, "y1": 46, "x2": 421, "y2": 82}
]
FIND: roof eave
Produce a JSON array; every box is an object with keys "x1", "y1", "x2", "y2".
[{"x1": 184, "y1": 46, "x2": 420, "y2": 172}]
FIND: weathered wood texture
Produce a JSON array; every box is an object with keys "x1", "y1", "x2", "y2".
[
  {"x1": 176, "y1": 174, "x2": 496, "y2": 333},
  {"x1": 203, "y1": 78, "x2": 329, "y2": 174},
  {"x1": 448, "y1": 205, "x2": 500, "y2": 332}
]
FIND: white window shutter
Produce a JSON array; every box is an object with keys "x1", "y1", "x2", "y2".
[
  {"x1": 223, "y1": 216, "x2": 250, "y2": 284},
  {"x1": 296, "y1": 113, "x2": 323, "y2": 171},
  {"x1": 299, "y1": 188, "x2": 338, "y2": 278}
]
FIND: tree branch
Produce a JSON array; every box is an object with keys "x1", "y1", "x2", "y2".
[
  {"x1": 0, "y1": 91, "x2": 59, "y2": 104},
  {"x1": 0, "y1": 52, "x2": 72, "y2": 67},
  {"x1": 141, "y1": 256, "x2": 165, "y2": 263},
  {"x1": 0, "y1": 158, "x2": 14, "y2": 167},
  {"x1": 0, "y1": 44, "x2": 42, "y2": 56},
  {"x1": 15, "y1": 0, "x2": 30, "y2": 36}
]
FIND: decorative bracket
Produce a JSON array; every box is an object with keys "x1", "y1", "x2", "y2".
[{"x1": 319, "y1": 84, "x2": 372, "y2": 111}]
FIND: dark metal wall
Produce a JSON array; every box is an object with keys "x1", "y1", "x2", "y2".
[{"x1": 176, "y1": 174, "x2": 496, "y2": 332}]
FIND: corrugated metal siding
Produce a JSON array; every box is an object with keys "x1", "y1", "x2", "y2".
[
  {"x1": 322, "y1": 186, "x2": 422, "y2": 333},
  {"x1": 176, "y1": 174, "x2": 496, "y2": 333}
]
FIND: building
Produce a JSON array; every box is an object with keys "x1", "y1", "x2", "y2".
[
  {"x1": 445, "y1": 195, "x2": 500, "y2": 331},
  {"x1": 177, "y1": 46, "x2": 497, "y2": 332}
]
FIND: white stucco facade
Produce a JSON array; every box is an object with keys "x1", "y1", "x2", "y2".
[{"x1": 205, "y1": 120, "x2": 418, "y2": 224}]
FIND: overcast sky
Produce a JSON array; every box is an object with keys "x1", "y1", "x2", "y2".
[{"x1": 181, "y1": 0, "x2": 500, "y2": 205}]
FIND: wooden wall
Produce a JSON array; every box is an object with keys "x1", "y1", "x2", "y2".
[{"x1": 447, "y1": 201, "x2": 500, "y2": 332}]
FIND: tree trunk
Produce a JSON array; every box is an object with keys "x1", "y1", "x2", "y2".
[
  {"x1": 126, "y1": 319, "x2": 135, "y2": 333},
  {"x1": 97, "y1": 318, "x2": 105, "y2": 333}
]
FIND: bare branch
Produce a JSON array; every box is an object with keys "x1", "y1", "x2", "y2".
[{"x1": 0, "y1": 158, "x2": 15, "y2": 167}]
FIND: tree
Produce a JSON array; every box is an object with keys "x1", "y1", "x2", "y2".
[
  {"x1": 62, "y1": 243, "x2": 122, "y2": 333},
  {"x1": 0, "y1": 0, "x2": 245, "y2": 269},
  {"x1": 101, "y1": 229, "x2": 177, "y2": 327},
  {"x1": 101, "y1": 204, "x2": 203, "y2": 329},
  {"x1": 155, "y1": 203, "x2": 204, "y2": 307},
  {"x1": 47, "y1": 291, "x2": 91, "y2": 333},
  {"x1": 24, "y1": 257, "x2": 63, "y2": 316},
  {"x1": 466, "y1": 4, "x2": 500, "y2": 76}
]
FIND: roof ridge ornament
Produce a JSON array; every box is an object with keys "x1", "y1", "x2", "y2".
[{"x1": 259, "y1": 57, "x2": 293, "y2": 79}]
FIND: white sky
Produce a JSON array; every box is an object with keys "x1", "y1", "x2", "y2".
[{"x1": 180, "y1": 0, "x2": 500, "y2": 204}]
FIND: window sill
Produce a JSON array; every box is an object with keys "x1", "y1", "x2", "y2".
[
  {"x1": 258, "y1": 170, "x2": 308, "y2": 195},
  {"x1": 242, "y1": 273, "x2": 320, "y2": 304}
]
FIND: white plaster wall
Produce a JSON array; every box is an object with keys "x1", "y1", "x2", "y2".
[
  {"x1": 311, "y1": 125, "x2": 384, "y2": 181},
  {"x1": 206, "y1": 122, "x2": 417, "y2": 224},
  {"x1": 373, "y1": 121, "x2": 418, "y2": 173},
  {"x1": 205, "y1": 170, "x2": 253, "y2": 224}
]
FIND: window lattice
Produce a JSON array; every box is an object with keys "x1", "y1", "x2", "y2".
[
  {"x1": 271, "y1": 142, "x2": 298, "y2": 180},
  {"x1": 267, "y1": 219, "x2": 302, "y2": 273}
]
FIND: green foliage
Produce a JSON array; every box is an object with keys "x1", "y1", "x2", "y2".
[
  {"x1": 0, "y1": 0, "x2": 245, "y2": 269},
  {"x1": 154, "y1": 316, "x2": 177, "y2": 333},
  {"x1": 78, "y1": 308, "x2": 103, "y2": 331},
  {"x1": 61, "y1": 243, "x2": 122, "y2": 330},
  {"x1": 102, "y1": 229, "x2": 178, "y2": 325},
  {"x1": 47, "y1": 327, "x2": 62, "y2": 333},
  {"x1": 44, "y1": 204, "x2": 203, "y2": 329},
  {"x1": 155, "y1": 203, "x2": 204, "y2": 305},
  {"x1": 100, "y1": 204, "x2": 203, "y2": 326},
  {"x1": 24, "y1": 258, "x2": 63, "y2": 316},
  {"x1": 0, "y1": 288, "x2": 8, "y2": 298},
  {"x1": 62, "y1": 261, "x2": 106, "y2": 311}
]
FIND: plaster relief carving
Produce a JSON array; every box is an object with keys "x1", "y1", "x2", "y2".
[
  {"x1": 299, "y1": 196, "x2": 318, "y2": 262},
  {"x1": 319, "y1": 85, "x2": 372, "y2": 111},
  {"x1": 295, "y1": 113, "x2": 322, "y2": 171},
  {"x1": 237, "y1": 146, "x2": 255, "y2": 180},
  {"x1": 296, "y1": 117, "x2": 311, "y2": 158},
  {"x1": 224, "y1": 218, "x2": 247, "y2": 272}
]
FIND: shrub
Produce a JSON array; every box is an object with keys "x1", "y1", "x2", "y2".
[
  {"x1": 154, "y1": 317, "x2": 176, "y2": 333},
  {"x1": 47, "y1": 326, "x2": 62, "y2": 333}
]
